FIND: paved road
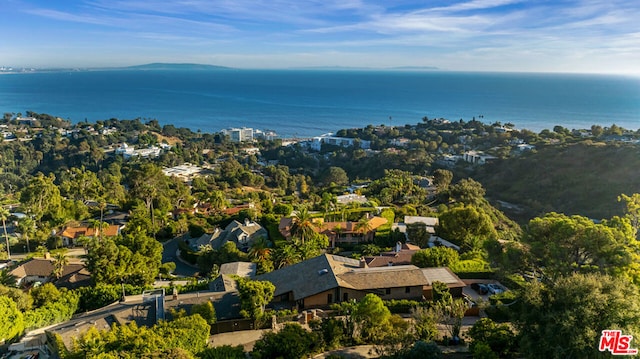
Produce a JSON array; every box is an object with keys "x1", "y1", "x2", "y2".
[{"x1": 162, "y1": 236, "x2": 200, "y2": 277}]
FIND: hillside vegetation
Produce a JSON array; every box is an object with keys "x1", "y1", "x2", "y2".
[{"x1": 475, "y1": 141, "x2": 640, "y2": 222}]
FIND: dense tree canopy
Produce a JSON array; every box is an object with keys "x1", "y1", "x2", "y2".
[
  {"x1": 516, "y1": 273, "x2": 640, "y2": 359},
  {"x1": 524, "y1": 213, "x2": 640, "y2": 282},
  {"x1": 437, "y1": 205, "x2": 497, "y2": 252}
]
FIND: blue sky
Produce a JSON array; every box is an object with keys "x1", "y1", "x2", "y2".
[{"x1": 1, "y1": 0, "x2": 639, "y2": 73}]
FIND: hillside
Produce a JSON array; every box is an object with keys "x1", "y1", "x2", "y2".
[{"x1": 473, "y1": 141, "x2": 640, "y2": 222}]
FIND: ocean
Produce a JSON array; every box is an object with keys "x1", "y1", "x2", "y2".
[{"x1": 0, "y1": 69, "x2": 638, "y2": 137}]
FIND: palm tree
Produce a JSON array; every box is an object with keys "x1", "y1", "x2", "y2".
[
  {"x1": 355, "y1": 216, "x2": 373, "y2": 242},
  {"x1": 90, "y1": 219, "x2": 109, "y2": 242},
  {"x1": 273, "y1": 245, "x2": 301, "y2": 269},
  {"x1": 249, "y1": 237, "x2": 272, "y2": 262},
  {"x1": 52, "y1": 251, "x2": 69, "y2": 280},
  {"x1": 17, "y1": 217, "x2": 35, "y2": 253},
  {"x1": 0, "y1": 207, "x2": 10, "y2": 258},
  {"x1": 331, "y1": 224, "x2": 344, "y2": 248},
  {"x1": 290, "y1": 207, "x2": 316, "y2": 244},
  {"x1": 0, "y1": 269, "x2": 17, "y2": 287}
]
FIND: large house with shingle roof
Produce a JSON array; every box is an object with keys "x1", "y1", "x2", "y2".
[{"x1": 256, "y1": 253, "x2": 464, "y2": 309}]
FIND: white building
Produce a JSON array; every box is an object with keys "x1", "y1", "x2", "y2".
[
  {"x1": 115, "y1": 143, "x2": 162, "y2": 159},
  {"x1": 223, "y1": 127, "x2": 254, "y2": 142},
  {"x1": 309, "y1": 135, "x2": 371, "y2": 151},
  {"x1": 463, "y1": 151, "x2": 497, "y2": 165}
]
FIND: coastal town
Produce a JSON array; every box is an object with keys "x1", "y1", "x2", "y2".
[{"x1": 1, "y1": 112, "x2": 640, "y2": 358}]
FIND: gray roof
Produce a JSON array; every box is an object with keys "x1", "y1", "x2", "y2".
[
  {"x1": 421, "y1": 267, "x2": 466, "y2": 287},
  {"x1": 219, "y1": 262, "x2": 256, "y2": 278},
  {"x1": 255, "y1": 254, "x2": 360, "y2": 300}
]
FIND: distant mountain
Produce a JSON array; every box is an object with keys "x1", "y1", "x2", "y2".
[
  {"x1": 288, "y1": 65, "x2": 440, "y2": 71},
  {"x1": 388, "y1": 66, "x2": 440, "y2": 71},
  {"x1": 124, "y1": 63, "x2": 232, "y2": 71}
]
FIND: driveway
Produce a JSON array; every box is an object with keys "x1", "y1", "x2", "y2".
[{"x1": 162, "y1": 237, "x2": 199, "y2": 277}]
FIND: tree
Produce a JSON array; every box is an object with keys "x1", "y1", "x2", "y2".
[
  {"x1": 273, "y1": 244, "x2": 301, "y2": 269},
  {"x1": 17, "y1": 216, "x2": 36, "y2": 253},
  {"x1": 517, "y1": 273, "x2": 640, "y2": 359},
  {"x1": 352, "y1": 293, "x2": 392, "y2": 343},
  {"x1": 619, "y1": 193, "x2": 640, "y2": 237},
  {"x1": 128, "y1": 163, "x2": 168, "y2": 238},
  {"x1": 19, "y1": 173, "x2": 62, "y2": 224},
  {"x1": 190, "y1": 301, "x2": 216, "y2": 325},
  {"x1": 447, "y1": 178, "x2": 486, "y2": 205},
  {"x1": 432, "y1": 169, "x2": 453, "y2": 193},
  {"x1": 411, "y1": 306, "x2": 439, "y2": 341},
  {"x1": 249, "y1": 237, "x2": 272, "y2": 262},
  {"x1": 524, "y1": 212, "x2": 639, "y2": 281},
  {"x1": 52, "y1": 251, "x2": 69, "y2": 279},
  {"x1": 290, "y1": 207, "x2": 316, "y2": 244},
  {"x1": 251, "y1": 323, "x2": 319, "y2": 359},
  {"x1": 0, "y1": 270, "x2": 17, "y2": 287},
  {"x1": 323, "y1": 166, "x2": 349, "y2": 186},
  {"x1": 411, "y1": 247, "x2": 459, "y2": 268},
  {"x1": 199, "y1": 345, "x2": 245, "y2": 359},
  {"x1": 0, "y1": 296, "x2": 24, "y2": 342},
  {"x1": 0, "y1": 207, "x2": 10, "y2": 258},
  {"x1": 406, "y1": 223, "x2": 431, "y2": 248},
  {"x1": 437, "y1": 298, "x2": 467, "y2": 342},
  {"x1": 437, "y1": 205, "x2": 496, "y2": 252},
  {"x1": 30, "y1": 282, "x2": 61, "y2": 308},
  {"x1": 467, "y1": 318, "x2": 517, "y2": 358},
  {"x1": 236, "y1": 278, "x2": 275, "y2": 320}
]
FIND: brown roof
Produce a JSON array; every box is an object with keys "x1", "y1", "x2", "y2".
[
  {"x1": 365, "y1": 250, "x2": 417, "y2": 267},
  {"x1": 10, "y1": 258, "x2": 85, "y2": 279},
  {"x1": 61, "y1": 224, "x2": 120, "y2": 239},
  {"x1": 337, "y1": 265, "x2": 429, "y2": 290},
  {"x1": 279, "y1": 216, "x2": 388, "y2": 239}
]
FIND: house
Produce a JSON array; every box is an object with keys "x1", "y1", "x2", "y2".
[
  {"x1": 336, "y1": 194, "x2": 368, "y2": 205},
  {"x1": 278, "y1": 216, "x2": 388, "y2": 247},
  {"x1": 9, "y1": 258, "x2": 87, "y2": 287},
  {"x1": 364, "y1": 242, "x2": 421, "y2": 267},
  {"x1": 198, "y1": 219, "x2": 267, "y2": 252},
  {"x1": 256, "y1": 254, "x2": 427, "y2": 309},
  {"x1": 60, "y1": 224, "x2": 122, "y2": 246},
  {"x1": 309, "y1": 135, "x2": 371, "y2": 151},
  {"x1": 219, "y1": 261, "x2": 257, "y2": 278},
  {"x1": 115, "y1": 143, "x2": 162, "y2": 159},
  {"x1": 393, "y1": 216, "x2": 439, "y2": 236},
  {"x1": 421, "y1": 267, "x2": 466, "y2": 299},
  {"x1": 462, "y1": 151, "x2": 497, "y2": 165}
]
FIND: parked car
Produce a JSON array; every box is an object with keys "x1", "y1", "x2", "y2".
[
  {"x1": 487, "y1": 283, "x2": 505, "y2": 295},
  {"x1": 471, "y1": 282, "x2": 488, "y2": 294}
]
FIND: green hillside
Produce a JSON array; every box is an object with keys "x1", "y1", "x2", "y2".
[{"x1": 473, "y1": 141, "x2": 640, "y2": 222}]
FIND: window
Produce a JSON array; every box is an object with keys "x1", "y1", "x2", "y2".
[
  {"x1": 405, "y1": 286, "x2": 411, "y2": 294},
  {"x1": 343, "y1": 292, "x2": 349, "y2": 301},
  {"x1": 385, "y1": 288, "x2": 391, "y2": 295},
  {"x1": 327, "y1": 293, "x2": 333, "y2": 303}
]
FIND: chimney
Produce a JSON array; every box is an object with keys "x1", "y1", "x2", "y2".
[{"x1": 359, "y1": 257, "x2": 368, "y2": 268}]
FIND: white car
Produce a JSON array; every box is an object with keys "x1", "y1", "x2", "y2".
[{"x1": 487, "y1": 283, "x2": 504, "y2": 295}]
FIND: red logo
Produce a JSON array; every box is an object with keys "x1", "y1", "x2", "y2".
[{"x1": 599, "y1": 330, "x2": 638, "y2": 355}]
